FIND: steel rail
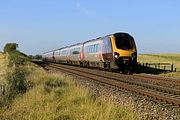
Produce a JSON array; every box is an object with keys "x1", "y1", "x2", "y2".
[
  {"x1": 47, "y1": 63, "x2": 180, "y2": 106},
  {"x1": 52, "y1": 63, "x2": 180, "y2": 95},
  {"x1": 133, "y1": 74, "x2": 180, "y2": 84}
]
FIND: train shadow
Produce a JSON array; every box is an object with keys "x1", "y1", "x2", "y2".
[{"x1": 134, "y1": 65, "x2": 171, "y2": 75}]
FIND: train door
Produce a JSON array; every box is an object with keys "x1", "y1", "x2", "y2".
[{"x1": 102, "y1": 36, "x2": 113, "y2": 62}]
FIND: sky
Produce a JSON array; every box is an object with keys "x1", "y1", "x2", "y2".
[{"x1": 0, "y1": 0, "x2": 180, "y2": 55}]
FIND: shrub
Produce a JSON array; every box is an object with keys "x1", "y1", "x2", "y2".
[
  {"x1": 3, "y1": 43, "x2": 18, "y2": 53},
  {"x1": 8, "y1": 51, "x2": 24, "y2": 67},
  {"x1": 6, "y1": 67, "x2": 27, "y2": 100},
  {"x1": 44, "y1": 77, "x2": 66, "y2": 93},
  {"x1": 4, "y1": 43, "x2": 30, "y2": 67}
]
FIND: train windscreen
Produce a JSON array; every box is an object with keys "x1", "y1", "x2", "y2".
[{"x1": 114, "y1": 34, "x2": 133, "y2": 50}]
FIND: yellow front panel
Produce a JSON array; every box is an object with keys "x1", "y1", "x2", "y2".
[{"x1": 110, "y1": 36, "x2": 136, "y2": 57}]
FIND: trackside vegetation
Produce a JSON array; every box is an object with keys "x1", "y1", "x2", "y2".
[
  {"x1": 0, "y1": 43, "x2": 138, "y2": 120},
  {"x1": 0, "y1": 43, "x2": 30, "y2": 107}
]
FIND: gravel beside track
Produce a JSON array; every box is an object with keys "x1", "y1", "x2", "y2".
[
  {"x1": 45, "y1": 65, "x2": 180, "y2": 120},
  {"x1": 48, "y1": 63, "x2": 180, "y2": 105}
]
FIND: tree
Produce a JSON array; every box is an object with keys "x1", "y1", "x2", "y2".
[{"x1": 4, "y1": 43, "x2": 18, "y2": 53}]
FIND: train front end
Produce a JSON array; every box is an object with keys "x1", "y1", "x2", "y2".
[{"x1": 111, "y1": 33, "x2": 137, "y2": 73}]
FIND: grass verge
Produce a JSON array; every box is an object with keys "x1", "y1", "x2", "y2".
[
  {"x1": 0, "y1": 64, "x2": 138, "y2": 120},
  {"x1": 138, "y1": 54, "x2": 180, "y2": 78}
]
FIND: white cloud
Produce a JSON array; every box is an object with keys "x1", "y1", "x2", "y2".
[{"x1": 76, "y1": 1, "x2": 95, "y2": 18}]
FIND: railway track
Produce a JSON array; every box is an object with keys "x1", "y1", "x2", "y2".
[
  {"x1": 133, "y1": 74, "x2": 180, "y2": 86},
  {"x1": 45, "y1": 63, "x2": 180, "y2": 106}
]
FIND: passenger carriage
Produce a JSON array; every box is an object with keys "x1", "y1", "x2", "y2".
[
  {"x1": 69, "y1": 43, "x2": 83, "y2": 65},
  {"x1": 42, "y1": 32, "x2": 137, "y2": 73}
]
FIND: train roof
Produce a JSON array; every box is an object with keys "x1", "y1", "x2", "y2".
[
  {"x1": 83, "y1": 37, "x2": 102, "y2": 44},
  {"x1": 43, "y1": 48, "x2": 62, "y2": 54},
  {"x1": 68, "y1": 43, "x2": 83, "y2": 48}
]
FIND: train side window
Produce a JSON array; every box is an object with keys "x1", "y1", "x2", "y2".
[
  {"x1": 91, "y1": 45, "x2": 93, "y2": 53},
  {"x1": 92, "y1": 45, "x2": 94, "y2": 53},
  {"x1": 87, "y1": 46, "x2": 89, "y2": 53},
  {"x1": 94, "y1": 44, "x2": 97, "y2": 52},
  {"x1": 97, "y1": 44, "x2": 100, "y2": 52},
  {"x1": 95, "y1": 44, "x2": 97, "y2": 52},
  {"x1": 93, "y1": 45, "x2": 95, "y2": 53},
  {"x1": 85, "y1": 46, "x2": 88, "y2": 53},
  {"x1": 94, "y1": 44, "x2": 96, "y2": 53},
  {"x1": 91, "y1": 45, "x2": 92, "y2": 53},
  {"x1": 90, "y1": 45, "x2": 92, "y2": 53},
  {"x1": 72, "y1": 47, "x2": 80, "y2": 54},
  {"x1": 95, "y1": 45, "x2": 97, "y2": 52},
  {"x1": 85, "y1": 47, "x2": 87, "y2": 53}
]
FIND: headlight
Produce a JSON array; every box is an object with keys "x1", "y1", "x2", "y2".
[
  {"x1": 114, "y1": 52, "x2": 120, "y2": 59},
  {"x1": 131, "y1": 52, "x2": 137, "y2": 60},
  {"x1": 114, "y1": 54, "x2": 119, "y2": 58}
]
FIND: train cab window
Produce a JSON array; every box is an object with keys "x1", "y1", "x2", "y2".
[{"x1": 114, "y1": 34, "x2": 133, "y2": 50}]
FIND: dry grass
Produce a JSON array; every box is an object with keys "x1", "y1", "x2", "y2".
[
  {"x1": 160, "y1": 72, "x2": 180, "y2": 79},
  {"x1": 138, "y1": 54, "x2": 180, "y2": 78},
  {"x1": 0, "y1": 53, "x2": 8, "y2": 85},
  {"x1": 0, "y1": 64, "x2": 138, "y2": 120},
  {"x1": 138, "y1": 54, "x2": 180, "y2": 70}
]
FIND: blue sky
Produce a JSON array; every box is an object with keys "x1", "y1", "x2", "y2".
[{"x1": 0, "y1": 0, "x2": 180, "y2": 55}]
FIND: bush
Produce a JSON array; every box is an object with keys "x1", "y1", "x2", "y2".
[
  {"x1": 44, "y1": 77, "x2": 66, "y2": 93},
  {"x1": 3, "y1": 43, "x2": 18, "y2": 53},
  {"x1": 8, "y1": 51, "x2": 24, "y2": 67},
  {"x1": 2, "y1": 43, "x2": 29, "y2": 102},
  {"x1": 6, "y1": 67, "x2": 27, "y2": 100},
  {"x1": 3, "y1": 43, "x2": 30, "y2": 67}
]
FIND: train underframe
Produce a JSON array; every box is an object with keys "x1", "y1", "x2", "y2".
[{"x1": 44, "y1": 58, "x2": 136, "y2": 74}]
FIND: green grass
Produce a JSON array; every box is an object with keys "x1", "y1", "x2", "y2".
[{"x1": 0, "y1": 63, "x2": 138, "y2": 120}]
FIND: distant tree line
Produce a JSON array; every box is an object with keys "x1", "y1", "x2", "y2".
[{"x1": 29, "y1": 54, "x2": 42, "y2": 60}]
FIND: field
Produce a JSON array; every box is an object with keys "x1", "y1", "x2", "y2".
[
  {"x1": 138, "y1": 54, "x2": 180, "y2": 78},
  {"x1": 0, "y1": 53, "x2": 138, "y2": 120}
]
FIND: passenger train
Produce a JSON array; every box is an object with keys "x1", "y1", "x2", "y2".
[{"x1": 42, "y1": 32, "x2": 137, "y2": 73}]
